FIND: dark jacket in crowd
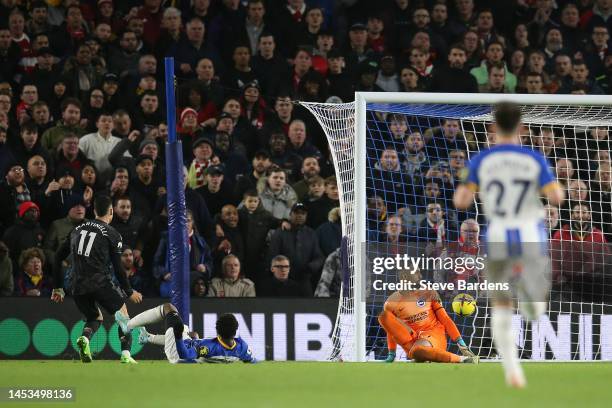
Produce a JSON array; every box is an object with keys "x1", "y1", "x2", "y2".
[
  {"x1": 428, "y1": 66, "x2": 479, "y2": 93},
  {"x1": 195, "y1": 182, "x2": 237, "y2": 218},
  {"x1": 111, "y1": 215, "x2": 144, "y2": 250},
  {"x1": 2, "y1": 219, "x2": 45, "y2": 268},
  {"x1": 305, "y1": 196, "x2": 338, "y2": 229},
  {"x1": 10, "y1": 140, "x2": 52, "y2": 173},
  {"x1": 0, "y1": 247, "x2": 14, "y2": 296},
  {"x1": 0, "y1": 182, "x2": 29, "y2": 234},
  {"x1": 268, "y1": 224, "x2": 325, "y2": 295},
  {"x1": 0, "y1": 143, "x2": 16, "y2": 178},
  {"x1": 238, "y1": 204, "x2": 281, "y2": 283},
  {"x1": 212, "y1": 220, "x2": 245, "y2": 274},
  {"x1": 412, "y1": 217, "x2": 458, "y2": 243},
  {"x1": 257, "y1": 276, "x2": 310, "y2": 297},
  {"x1": 316, "y1": 219, "x2": 342, "y2": 257},
  {"x1": 53, "y1": 149, "x2": 92, "y2": 175}
]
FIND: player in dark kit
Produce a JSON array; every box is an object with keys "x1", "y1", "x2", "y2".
[{"x1": 51, "y1": 195, "x2": 143, "y2": 364}]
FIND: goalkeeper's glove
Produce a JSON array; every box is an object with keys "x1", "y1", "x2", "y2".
[
  {"x1": 456, "y1": 337, "x2": 476, "y2": 357},
  {"x1": 384, "y1": 350, "x2": 396, "y2": 363},
  {"x1": 51, "y1": 288, "x2": 65, "y2": 303}
]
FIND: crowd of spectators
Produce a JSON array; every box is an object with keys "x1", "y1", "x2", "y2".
[{"x1": 1, "y1": 0, "x2": 612, "y2": 300}]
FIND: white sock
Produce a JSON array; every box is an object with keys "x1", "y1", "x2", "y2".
[
  {"x1": 491, "y1": 307, "x2": 522, "y2": 378},
  {"x1": 127, "y1": 305, "x2": 164, "y2": 330},
  {"x1": 150, "y1": 334, "x2": 166, "y2": 346},
  {"x1": 121, "y1": 350, "x2": 131, "y2": 358},
  {"x1": 519, "y1": 301, "x2": 547, "y2": 322}
]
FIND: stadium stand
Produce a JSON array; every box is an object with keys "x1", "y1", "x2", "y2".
[{"x1": 1, "y1": 0, "x2": 612, "y2": 299}]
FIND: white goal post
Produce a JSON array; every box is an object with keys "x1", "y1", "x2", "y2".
[{"x1": 302, "y1": 92, "x2": 612, "y2": 363}]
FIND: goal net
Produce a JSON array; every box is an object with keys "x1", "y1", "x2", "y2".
[{"x1": 301, "y1": 93, "x2": 612, "y2": 362}]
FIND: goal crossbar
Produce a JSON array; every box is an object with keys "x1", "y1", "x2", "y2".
[{"x1": 357, "y1": 92, "x2": 612, "y2": 106}]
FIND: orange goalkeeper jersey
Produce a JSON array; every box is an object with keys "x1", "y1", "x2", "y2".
[{"x1": 383, "y1": 290, "x2": 461, "y2": 340}]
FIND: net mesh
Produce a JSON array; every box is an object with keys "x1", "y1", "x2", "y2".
[
  {"x1": 302, "y1": 100, "x2": 612, "y2": 362},
  {"x1": 299, "y1": 102, "x2": 358, "y2": 361}
]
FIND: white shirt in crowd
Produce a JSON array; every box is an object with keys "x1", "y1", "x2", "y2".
[{"x1": 79, "y1": 132, "x2": 131, "y2": 179}]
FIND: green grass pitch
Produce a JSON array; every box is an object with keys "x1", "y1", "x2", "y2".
[{"x1": 0, "y1": 361, "x2": 610, "y2": 408}]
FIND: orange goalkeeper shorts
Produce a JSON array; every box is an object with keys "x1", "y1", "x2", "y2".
[{"x1": 415, "y1": 327, "x2": 447, "y2": 350}]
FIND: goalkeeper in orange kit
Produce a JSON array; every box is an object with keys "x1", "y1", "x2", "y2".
[{"x1": 378, "y1": 270, "x2": 478, "y2": 363}]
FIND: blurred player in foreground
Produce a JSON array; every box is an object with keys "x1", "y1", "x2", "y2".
[
  {"x1": 116, "y1": 303, "x2": 256, "y2": 363},
  {"x1": 453, "y1": 102, "x2": 565, "y2": 388},
  {"x1": 378, "y1": 269, "x2": 478, "y2": 364},
  {"x1": 51, "y1": 195, "x2": 143, "y2": 364}
]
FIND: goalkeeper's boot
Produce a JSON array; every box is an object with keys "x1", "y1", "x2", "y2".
[
  {"x1": 137, "y1": 327, "x2": 150, "y2": 345},
  {"x1": 384, "y1": 351, "x2": 396, "y2": 363},
  {"x1": 76, "y1": 336, "x2": 92, "y2": 363},
  {"x1": 120, "y1": 354, "x2": 138, "y2": 364},
  {"x1": 114, "y1": 310, "x2": 130, "y2": 334},
  {"x1": 461, "y1": 355, "x2": 480, "y2": 364}
]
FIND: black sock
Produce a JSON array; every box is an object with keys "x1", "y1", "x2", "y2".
[
  {"x1": 119, "y1": 326, "x2": 132, "y2": 353},
  {"x1": 83, "y1": 320, "x2": 101, "y2": 340},
  {"x1": 165, "y1": 311, "x2": 183, "y2": 338}
]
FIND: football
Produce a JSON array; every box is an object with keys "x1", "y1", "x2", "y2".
[{"x1": 452, "y1": 293, "x2": 477, "y2": 317}]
